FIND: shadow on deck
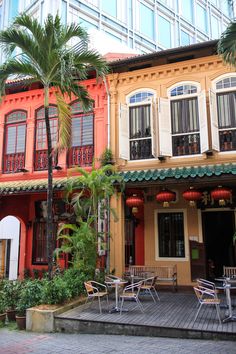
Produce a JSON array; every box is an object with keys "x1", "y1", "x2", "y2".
[{"x1": 55, "y1": 292, "x2": 236, "y2": 341}]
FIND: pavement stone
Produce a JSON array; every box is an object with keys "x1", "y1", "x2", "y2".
[{"x1": 0, "y1": 328, "x2": 235, "y2": 354}]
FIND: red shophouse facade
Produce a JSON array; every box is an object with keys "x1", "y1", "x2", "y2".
[{"x1": 0, "y1": 77, "x2": 108, "y2": 279}]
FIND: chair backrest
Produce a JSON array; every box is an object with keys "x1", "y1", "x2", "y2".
[
  {"x1": 84, "y1": 281, "x2": 94, "y2": 295},
  {"x1": 223, "y1": 266, "x2": 236, "y2": 278},
  {"x1": 142, "y1": 276, "x2": 156, "y2": 287},
  {"x1": 197, "y1": 278, "x2": 216, "y2": 291},
  {"x1": 123, "y1": 280, "x2": 143, "y2": 296}
]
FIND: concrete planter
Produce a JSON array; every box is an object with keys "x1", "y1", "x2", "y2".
[{"x1": 26, "y1": 297, "x2": 85, "y2": 333}]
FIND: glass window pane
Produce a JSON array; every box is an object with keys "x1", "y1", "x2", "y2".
[
  {"x1": 140, "y1": 3, "x2": 154, "y2": 39},
  {"x1": 6, "y1": 126, "x2": 16, "y2": 154},
  {"x1": 16, "y1": 125, "x2": 26, "y2": 153},
  {"x1": 158, "y1": 212, "x2": 185, "y2": 258},
  {"x1": 217, "y1": 92, "x2": 236, "y2": 129},
  {"x1": 181, "y1": 0, "x2": 193, "y2": 22},
  {"x1": 211, "y1": 16, "x2": 219, "y2": 39},
  {"x1": 181, "y1": 30, "x2": 190, "y2": 46},
  {"x1": 101, "y1": 0, "x2": 117, "y2": 18},
  {"x1": 158, "y1": 15, "x2": 171, "y2": 47},
  {"x1": 196, "y1": 4, "x2": 208, "y2": 33}
]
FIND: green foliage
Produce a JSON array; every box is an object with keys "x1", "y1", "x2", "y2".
[
  {"x1": 56, "y1": 221, "x2": 97, "y2": 273},
  {"x1": 0, "y1": 291, "x2": 6, "y2": 313},
  {"x1": 62, "y1": 268, "x2": 87, "y2": 298},
  {"x1": 100, "y1": 148, "x2": 114, "y2": 166},
  {"x1": 41, "y1": 276, "x2": 72, "y2": 305},
  {"x1": 32, "y1": 269, "x2": 40, "y2": 279},
  {"x1": 218, "y1": 21, "x2": 236, "y2": 67},
  {"x1": 2, "y1": 280, "x2": 23, "y2": 310},
  {"x1": 16, "y1": 280, "x2": 43, "y2": 316}
]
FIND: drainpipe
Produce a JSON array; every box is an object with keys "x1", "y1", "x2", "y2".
[{"x1": 103, "y1": 76, "x2": 111, "y2": 273}]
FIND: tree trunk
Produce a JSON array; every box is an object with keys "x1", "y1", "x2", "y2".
[{"x1": 44, "y1": 87, "x2": 54, "y2": 279}]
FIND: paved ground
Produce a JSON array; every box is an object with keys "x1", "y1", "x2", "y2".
[{"x1": 0, "y1": 328, "x2": 235, "y2": 354}]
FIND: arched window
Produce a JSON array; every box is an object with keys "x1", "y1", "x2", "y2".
[
  {"x1": 210, "y1": 74, "x2": 236, "y2": 152},
  {"x1": 165, "y1": 82, "x2": 208, "y2": 156},
  {"x1": 68, "y1": 101, "x2": 94, "y2": 167},
  {"x1": 4, "y1": 110, "x2": 27, "y2": 173},
  {"x1": 119, "y1": 90, "x2": 156, "y2": 160},
  {"x1": 34, "y1": 106, "x2": 58, "y2": 170}
]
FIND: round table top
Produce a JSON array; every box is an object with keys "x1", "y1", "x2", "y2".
[{"x1": 105, "y1": 279, "x2": 127, "y2": 285}]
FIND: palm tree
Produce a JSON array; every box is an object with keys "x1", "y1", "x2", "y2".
[
  {"x1": 217, "y1": 1, "x2": 236, "y2": 66},
  {"x1": 0, "y1": 13, "x2": 108, "y2": 278}
]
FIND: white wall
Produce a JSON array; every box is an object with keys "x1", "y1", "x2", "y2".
[{"x1": 0, "y1": 216, "x2": 20, "y2": 280}]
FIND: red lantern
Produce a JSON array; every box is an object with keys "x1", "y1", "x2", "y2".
[
  {"x1": 126, "y1": 194, "x2": 143, "y2": 214},
  {"x1": 210, "y1": 186, "x2": 232, "y2": 206},
  {"x1": 182, "y1": 187, "x2": 202, "y2": 207},
  {"x1": 156, "y1": 189, "x2": 176, "y2": 208}
]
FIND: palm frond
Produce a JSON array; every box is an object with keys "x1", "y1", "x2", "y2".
[
  {"x1": 54, "y1": 93, "x2": 71, "y2": 152},
  {"x1": 218, "y1": 21, "x2": 236, "y2": 67}
]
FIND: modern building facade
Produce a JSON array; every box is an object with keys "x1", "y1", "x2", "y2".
[
  {"x1": 0, "y1": 0, "x2": 234, "y2": 58},
  {"x1": 108, "y1": 40, "x2": 236, "y2": 286}
]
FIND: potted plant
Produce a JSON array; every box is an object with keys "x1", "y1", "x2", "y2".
[
  {"x1": 0, "y1": 291, "x2": 6, "y2": 324},
  {"x1": 3, "y1": 280, "x2": 22, "y2": 321},
  {"x1": 16, "y1": 279, "x2": 43, "y2": 330}
]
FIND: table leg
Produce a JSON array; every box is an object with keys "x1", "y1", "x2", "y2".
[{"x1": 223, "y1": 285, "x2": 236, "y2": 323}]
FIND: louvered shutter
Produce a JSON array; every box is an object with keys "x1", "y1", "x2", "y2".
[
  {"x1": 119, "y1": 103, "x2": 129, "y2": 160},
  {"x1": 158, "y1": 98, "x2": 172, "y2": 156},
  {"x1": 198, "y1": 90, "x2": 209, "y2": 153},
  {"x1": 209, "y1": 89, "x2": 220, "y2": 151}
]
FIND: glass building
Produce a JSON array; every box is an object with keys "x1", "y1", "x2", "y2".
[{"x1": 0, "y1": 0, "x2": 234, "y2": 55}]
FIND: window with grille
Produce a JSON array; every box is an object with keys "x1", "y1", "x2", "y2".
[
  {"x1": 68, "y1": 101, "x2": 94, "y2": 167},
  {"x1": 4, "y1": 110, "x2": 27, "y2": 173},
  {"x1": 32, "y1": 222, "x2": 57, "y2": 264},
  {"x1": 170, "y1": 84, "x2": 201, "y2": 156},
  {"x1": 158, "y1": 212, "x2": 185, "y2": 258}
]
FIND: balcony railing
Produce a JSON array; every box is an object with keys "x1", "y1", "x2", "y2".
[
  {"x1": 219, "y1": 129, "x2": 236, "y2": 151},
  {"x1": 35, "y1": 150, "x2": 57, "y2": 171},
  {"x1": 68, "y1": 145, "x2": 94, "y2": 167},
  {"x1": 130, "y1": 138, "x2": 152, "y2": 160},
  {"x1": 172, "y1": 133, "x2": 200, "y2": 156},
  {"x1": 4, "y1": 152, "x2": 25, "y2": 173}
]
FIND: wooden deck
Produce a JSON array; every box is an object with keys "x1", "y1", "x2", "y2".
[{"x1": 55, "y1": 291, "x2": 236, "y2": 340}]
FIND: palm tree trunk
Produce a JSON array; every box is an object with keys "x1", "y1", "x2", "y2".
[{"x1": 44, "y1": 86, "x2": 54, "y2": 279}]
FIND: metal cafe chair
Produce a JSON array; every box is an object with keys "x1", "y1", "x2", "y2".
[
  {"x1": 140, "y1": 276, "x2": 160, "y2": 302},
  {"x1": 193, "y1": 286, "x2": 221, "y2": 324},
  {"x1": 119, "y1": 280, "x2": 144, "y2": 315},
  {"x1": 84, "y1": 281, "x2": 109, "y2": 314}
]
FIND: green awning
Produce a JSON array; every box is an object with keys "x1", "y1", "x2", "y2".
[
  {"x1": 0, "y1": 177, "x2": 73, "y2": 195},
  {"x1": 120, "y1": 163, "x2": 236, "y2": 183}
]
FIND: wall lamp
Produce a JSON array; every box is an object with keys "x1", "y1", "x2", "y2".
[
  {"x1": 17, "y1": 168, "x2": 29, "y2": 172},
  {"x1": 205, "y1": 150, "x2": 213, "y2": 158},
  {"x1": 54, "y1": 165, "x2": 62, "y2": 170},
  {"x1": 158, "y1": 155, "x2": 166, "y2": 162}
]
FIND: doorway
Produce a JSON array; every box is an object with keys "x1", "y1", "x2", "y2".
[{"x1": 202, "y1": 211, "x2": 235, "y2": 279}]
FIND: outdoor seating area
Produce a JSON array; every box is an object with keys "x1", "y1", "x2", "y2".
[
  {"x1": 55, "y1": 286, "x2": 236, "y2": 339},
  {"x1": 69, "y1": 274, "x2": 236, "y2": 340}
]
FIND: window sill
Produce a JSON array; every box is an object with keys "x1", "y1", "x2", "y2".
[{"x1": 155, "y1": 256, "x2": 189, "y2": 262}]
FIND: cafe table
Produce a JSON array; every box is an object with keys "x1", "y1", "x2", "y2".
[
  {"x1": 215, "y1": 277, "x2": 236, "y2": 323},
  {"x1": 105, "y1": 279, "x2": 127, "y2": 313}
]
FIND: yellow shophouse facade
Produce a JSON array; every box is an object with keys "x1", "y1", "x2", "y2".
[{"x1": 108, "y1": 40, "x2": 236, "y2": 287}]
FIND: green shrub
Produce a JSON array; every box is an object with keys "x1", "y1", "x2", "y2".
[
  {"x1": 62, "y1": 269, "x2": 87, "y2": 298},
  {"x1": 16, "y1": 280, "x2": 43, "y2": 316},
  {"x1": 41, "y1": 276, "x2": 71, "y2": 305},
  {"x1": 3, "y1": 280, "x2": 23, "y2": 310}
]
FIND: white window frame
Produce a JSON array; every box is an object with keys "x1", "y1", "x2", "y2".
[
  {"x1": 167, "y1": 81, "x2": 207, "y2": 157},
  {"x1": 125, "y1": 88, "x2": 157, "y2": 161},
  {"x1": 212, "y1": 73, "x2": 236, "y2": 153},
  {"x1": 154, "y1": 208, "x2": 189, "y2": 262}
]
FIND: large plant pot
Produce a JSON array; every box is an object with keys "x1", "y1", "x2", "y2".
[
  {"x1": 0, "y1": 313, "x2": 6, "y2": 324},
  {"x1": 6, "y1": 309, "x2": 16, "y2": 321},
  {"x1": 16, "y1": 315, "x2": 26, "y2": 330}
]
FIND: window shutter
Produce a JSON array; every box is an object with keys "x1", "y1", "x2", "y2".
[
  {"x1": 198, "y1": 90, "x2": 209, "y2": 153},
  {"x1": 119, "y1": 103, "x2": 129, "y2": 160},
  {"x1": 209, "y1": 89, "x2": 220, "y2": 151},
  {"x1": 158, "y1": 98, "x2": 172, "y2": 156},
  {"x1": 151, "y1": 98, "x2": 158, "y2": 158}
]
